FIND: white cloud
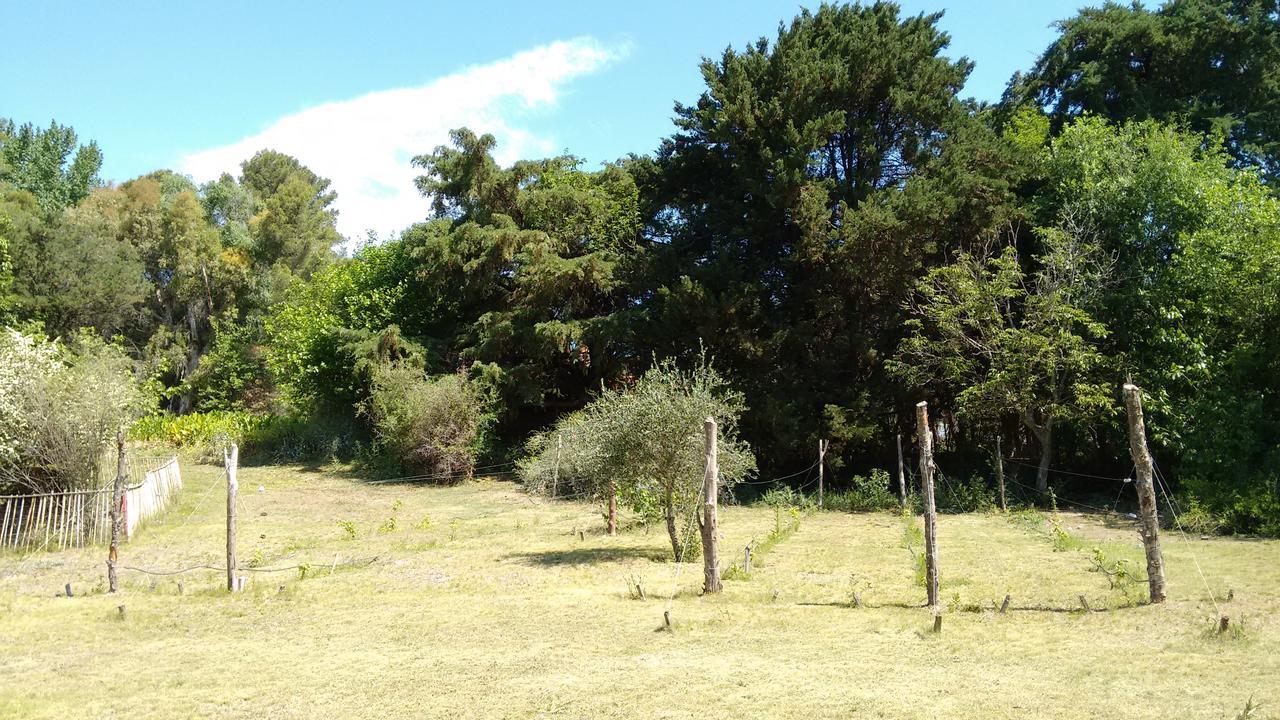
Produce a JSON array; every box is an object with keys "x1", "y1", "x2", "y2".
[{"x1": 180, "y1": 38, "x2": 622, "y2": 244}]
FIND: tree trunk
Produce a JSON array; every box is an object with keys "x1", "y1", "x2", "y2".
[
  {"x1": 665, "y1": 500, "x2": 682, "y2": 562},
  {"x1": 1021, "y1": 410, "x2": 1054, "y2": 495},
  {"x1": 177, "y1": 303, "x2": 203, "y2": 415},
  {"x1": 1036, "y1": 425, "x2": 1052, "y2": 495},
  {"x1": 607, "y1": 482, "x2": 617, "y2": 536}
]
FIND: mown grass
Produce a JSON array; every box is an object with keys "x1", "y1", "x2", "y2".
[{"x1": 0, "y1": 458, "x2": 1276, "y2": 719}]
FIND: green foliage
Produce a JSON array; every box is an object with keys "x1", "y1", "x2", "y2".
[
  {"x1": 0, "y1": 118, "x2": 102, "y2": 214},
  {"x1": 824, "y1": 469, "x2": 898, "y2": 512},
  {"x1": 1088, "y1": 546, "x2": 1141, "y2": 602},
  {"x1": 359, "y1": 366, "x2": 485, "y2": 479},
  {"x1": 935, "y1": 475, "x2": 998, "y2": 514},
  {"x1": 129, "y1": 410, "x2": 267, "y2": 448},
  {"x1": 184, "y1": 318, "x2": 272, "y2": 411},
  {"x1": 890, "y1": 219, "x2": 1112, "y2": 492},
  {"x1": 1008, "y1": 0, "x2": 1280, "y2": 180},
  {"x1": 0, "y1": 211, "x2": 13, "y2": 323},
  {"x1": 644, "y1": 2, "x2": 1019, "y2": 472},
  {"x1": 130, "y1": 409, "x2": 361, "y2": 463},
  {"x1": 407, "y1": 133, "x2": 644, "y2": 434},
  {"x1": 0, "y1": 329, "x2": 146, "y2": 492},
  {"x1": 266, "y1": 243, "x2": 415, "y2": 409},
  {"x1": 520, "y1": 355, "x2": 756, "y2": 560}
]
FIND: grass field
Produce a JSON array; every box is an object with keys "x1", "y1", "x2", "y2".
[{"x1": 1, "y1": 458, "x2": 1276, "y2": 719}]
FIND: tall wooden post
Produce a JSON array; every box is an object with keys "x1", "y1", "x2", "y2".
[
  {"x1": 996, "y1": 435, "x2": 1007, "y2": 512},
  {"x1": 916, "y1": 402, "x2": 939, "y2": 608},
  {"x1": 1123, "y1": 384, "x2": 1167, "y2": 604},
  {"x1": 225, "y1": 443, "x2": 239, "y2": 592},
  {"x1": 107, "y1": 429, "x2": 126, "y2": 593},
  {"x1": 817, "y1": 439, "x2": 827, "y2": 510},
  {"x1": 551, "y1": 434, "x2": 562, "y2": 499},
  {"x1": 700, "y1": 417, "x2": 721, "y2": 594},
  {"x1": 607, "y1": 481, "x2": 618, "y2": 536},
  {"x1": 896, "y1": 433, "x2": 907, "y2": 508}
]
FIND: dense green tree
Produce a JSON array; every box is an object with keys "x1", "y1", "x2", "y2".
[
  {"x1": 1006, "y1": 0, "x2": 1280, "y2": 179},
  {"x1": 890, "y1": 223, "x2": 1113, "y2": 493},
  {"x1": 6, "y1": 186, "x2": 148, "y2": 337},
  {"x1": 409, "y1": 131, "x2": 644, "y2": 435},
  {"x1": 640, "y1": 2, "x2": 1021, "y2": 471},
  {"x1": 240, "y1": 150, "x2": 340, "y2": 285},
  {"x1": 0, "y1": 119, "x2": 102, "y2": 213}
]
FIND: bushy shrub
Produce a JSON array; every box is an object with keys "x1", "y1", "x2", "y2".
[
  {"x1": 131, "y1": 410, "x2": 267, "y2": 448},
  {"x1": 131, "y1": 409, "x2": 365, "y2": 463},
  {"x1": 0, "y1": 329, "x2": 146, "y2": 492},
  {"x1": 359, "y1": 366, "x2": 484, "y2": 480},
  {"x1": 519, "y1": 355, "x2": 756, "y2": 561},
  {"x1": 183, "y1": 318, "x2": 273, "y2": 412},
  {"x1": 825, "y1": 469, "x2": 897, "y2": 512},
  {"x1": 934, "y1": 474, "x2": 997, "y2": 513}
]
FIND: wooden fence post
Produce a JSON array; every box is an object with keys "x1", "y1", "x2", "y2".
[
  {"x1": 996, "y1": 435, "x2": 1007, "y2": 512},
  {"x1": 1123, "y1": 384, "x2": 1167, "y2": 604},
  {"x1": 225, "y1": 443, "x2": 239, "y2": 592},
  {"x1": 701, "y1": 417, "x2": 722, "y2": 594},
  {"x1": 817, "y1": 439, "x2": 827, "y2": 510},
  {"x1": 107, "y1": 429, "x2": 126, "y2": 593},
  {"x1": 607, "y1": 481, "x2": 617, "y2": 536},
  {"x1": 551, "y1": 433, "x2": 562, "y2": 499},
  {"x1": 916, "y1": 402, "x2": 939, "y2": 608},
  {"x1": 896, "y1": 433, "x2": 907, "y2": 508}
]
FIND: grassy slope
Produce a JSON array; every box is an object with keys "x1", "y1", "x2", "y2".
[{"x1": 0, "y1": 459, "x2": 1276, "y2": 719}]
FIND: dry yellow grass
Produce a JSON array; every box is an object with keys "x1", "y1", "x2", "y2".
[{"x1": 1, "y1": 458, "x2": 1276, "y2": 719}]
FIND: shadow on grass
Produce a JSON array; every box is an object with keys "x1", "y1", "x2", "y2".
[{"x1": 507, "y1": 546, "x2": 670, "y2": 566}]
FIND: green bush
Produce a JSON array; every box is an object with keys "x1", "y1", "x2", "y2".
[
  {"x1": 131, "y1": 409, "x2": 363, "y2": 463},
  {"x1": 130, "y1": 410, "x2": 266, "y2": 448},
  {"x1": 934, "y1": 474, "x2": 997, "y2": 513},
  {"x1": 183, "y1": 318, "x2": 272, "y2": 412},
  {"x1": 825, "y1": 469, "x2": 897, "y2": 512},
  {"x1": 359, "y1": 366, "x2": 484, "y2": 480},
  {"x1": 0, "y1": 329, "x2": 147, "y2": 492}
]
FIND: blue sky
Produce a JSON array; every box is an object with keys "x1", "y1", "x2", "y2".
[{"x1": 2, "y1": 0, "x2": 1087, "y2": 239}]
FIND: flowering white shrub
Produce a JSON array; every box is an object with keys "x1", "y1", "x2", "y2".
[{"x1": 0, "y1": 328, "x2": 145, "y2": 492}]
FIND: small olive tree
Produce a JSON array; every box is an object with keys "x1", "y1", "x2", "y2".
[{"x1": 520, "y1": 356, "x2": 755, "y2": 560}]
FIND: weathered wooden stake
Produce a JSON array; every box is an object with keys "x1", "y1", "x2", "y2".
[
  {"x1": 551, "y1": 433, "x2": 562, "y2": 499},
  {"x1": 1218, "y1": 616, "x2": 1230, "y2": 634},
  {"x1": 932, "y1": 612, "x2": 942, "y2": 633},
  {"x1": 700, "y1": 417, "x2": 722, "y2": 594},
  {"x1": 996, "y1": 435, "x2": 1007, "y2": 512},
  {"x1": 65, "y1": 582, "x2": 73, "y2": 598},
  {"x1": 635, "y1": 583, "x2": 645, "y2": 599},
  {"x1": 663, "y1": 610, "x2": 672, "y2": 630},
  {"x1": 1123, "y1": 384, "x2": 1167, "y2": 604},
  {"x1": 225, "y1": 443, "x2": 239, "y2": 592},
  {"x1": 107, "y1": 429, "x2": 126, "y2": 593},
  {"x1": 999, "y1": 594, "x2": 1011, "y2": 613},
  {"x1": 117, "y1": 604, "x2": 126, "y2": 619},
  {"x1": 607, "y1": 482, "x2": 617, "y2": 536},
  {"x1": 817, "y1": 439, "x2": 827, "y2": 510},
  {"x1": 896, "y1": 433, "x2": 908, "y2": 508},
  {"x1": 743, "y1": 544, "x2": 752, "y2": 574},
  {"x1": 916, "y1": 402, "x2": 939, "y2": 608},
  {"x1": 1079, "y1": 594, "x2": 1091, "y2": 612}
]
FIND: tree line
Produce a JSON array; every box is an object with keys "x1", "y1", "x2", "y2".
[{"x1": 2, "y1": 0, "x2": 1278, "y2": 534}]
